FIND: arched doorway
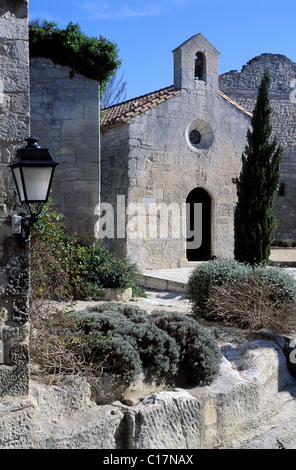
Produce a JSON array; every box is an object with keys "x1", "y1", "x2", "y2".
[{"x1": 186, "y1": 187, "x2": 211, "y2": 261}]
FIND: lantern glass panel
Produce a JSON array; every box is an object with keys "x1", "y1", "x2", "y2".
[
  {"x1": 22, "y1": 166, "x2": 53, "y2": 202},
  {"x1": 12, "y1": 167, "x2": 25, "y2": 202}
]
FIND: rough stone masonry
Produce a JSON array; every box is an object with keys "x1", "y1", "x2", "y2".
[
  {"x1": 0, "y1": 0, "x2": 30, "y2": 397},
  {"x1": 219, "y1": 53, "x2": 296, "y2": 241},
  {"x1": 29, "y1": 57, "x2": 101, "y2": 237}
]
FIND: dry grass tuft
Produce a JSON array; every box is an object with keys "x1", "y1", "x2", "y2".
[
  {"x1": 29, "y1": 297, "x2": 104, "y2": 386},
  {"x1": 205, "y1": 277, "x2": 296, "y2": 334}
]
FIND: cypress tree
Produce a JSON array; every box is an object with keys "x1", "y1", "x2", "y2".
[{"x1": 233, "y1": 69, "x2": 283, "y2": 265}]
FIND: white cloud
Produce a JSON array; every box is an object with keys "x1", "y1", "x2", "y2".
[{"x1": 80, "y1": 0, "x2": 191, "y2": 19}]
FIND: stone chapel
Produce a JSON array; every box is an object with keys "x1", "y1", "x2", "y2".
[{"x1": 100, "y1": 34, "x2": 251, "y2": 269}]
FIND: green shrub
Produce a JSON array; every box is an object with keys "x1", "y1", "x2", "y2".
[
  {"x1": 30, "y1": 202, "x2": 77, "y2": 298},
  {"x1": 80, "y1": 333, "x2": 143, "y2": 383},
  {"x1": 68, "y1": 304, "x2": 222, "y2": 386},
  {"x1": 72, "y1": 244, "x2": 140, "y2": 292},
  {"x1": 186, "y1": 259, "x2": 251, "y2": 316},
  {"x1": 31, "y1": 201, "x2": 142, "y2": 300},
  {"x1": 149, "y1": 310, "x2": 222, "y2": 386},
  {"x1": 29, "y1": 20, "x2": 120, "y2": 85},
  {"x1": 187, "y1": 259, "x2": 296, "y2": 329},
  {"x1": 70, "y1": 304, "x2": 180, "y2": 384}
]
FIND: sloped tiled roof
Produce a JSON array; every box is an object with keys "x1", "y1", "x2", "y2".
[
  {"x1": 101, "y1": 85, "x2": 252, "y2": 128},
  {"x1": 100, "y1": 86, "x2": 181, "y2": 127}
]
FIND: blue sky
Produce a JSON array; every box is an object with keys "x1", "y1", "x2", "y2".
[{"x1": 29, "y1": 0, "x2": 296, "y2": 101}]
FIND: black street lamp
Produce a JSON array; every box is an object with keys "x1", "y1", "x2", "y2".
[{"x1": 9, "y1": 137, "x2": 59, "y2": 246}]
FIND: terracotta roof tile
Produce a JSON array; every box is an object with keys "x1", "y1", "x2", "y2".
[
  {"x1": 100, "y1": 85, "x2": 181, "y2": 127},
  {"x1": 100, "y1": 85, "x2": 252, "y2": 128}
]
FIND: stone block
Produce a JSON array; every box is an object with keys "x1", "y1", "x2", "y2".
[
  {"x1": 75, "y1": 148, "x2": 99, "y2": 163},
  {"x1": 125, "y1": 390, "x2": 202, "y2": 449},
  {"x1": 0, "y1": 18, "x2": 28, "y2": 41},
  {"x1": 85, "y1": 101, "x2": 99, "y2": 119},
  {"x1": 53, "y1": 102, "x2": 70, "y2": 119}
]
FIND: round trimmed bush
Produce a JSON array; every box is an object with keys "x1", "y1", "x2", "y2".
[
  {"x1": 71, "y1": 304, "x2": 180, "y2": 384},
  {"x1": 186, "y1": 259, "x2": 251, "y2": 316},
  {"x1": 150, "y1": 310, "x2": 222, "y2": 386},
  {"x1": 187, "y1": 259, "x2": 296, "y2": 329}
]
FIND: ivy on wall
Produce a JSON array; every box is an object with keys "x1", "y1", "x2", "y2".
[{"x1": 29, "y1": 20, "x2": 120, "y2": 87}]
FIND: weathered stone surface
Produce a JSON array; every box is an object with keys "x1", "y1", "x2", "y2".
[
  {"x1": 2, "y1": 330, "x2": 296, "y2": 449},
  {"x1": 99, "y1": 287, "x2": 133, "y2": 302},
  {"x1": 0, "y1": 378, "x2": 124, "y2": 449},
  {"x1": 0, "y1": 397, "x2": 37, "y2": 449},
  {"x1": 0, "y1": 0, "x2": 30, "y2": 398},
  {"x1": 29, "y1": 377, "x2": 124, "y2": 449},
  {"x1": 122, "y1": 390, "x2": 202, "y2": 449},
  {"x1": 30, "y1": 57, "x2": 100, "y2": 236}
]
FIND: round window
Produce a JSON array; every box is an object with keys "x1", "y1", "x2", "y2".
[
  {"x1": 189, "y1": 130, "x2": 201, "y2": 145},
  {"x1": 187, "y1": 119, "x2": 214, "y2": 150}
]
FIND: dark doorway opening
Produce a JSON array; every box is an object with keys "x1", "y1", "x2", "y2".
[{"x1": 186, "y1": 187, "x2": 211, "y2": 261}]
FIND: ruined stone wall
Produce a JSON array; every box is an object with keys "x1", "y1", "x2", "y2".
[
  {"x1": 0, "y1": 0, "x2": 30, "y2": 397},
  {"x1": 219, "y1": 54, "x2": 296, "y2": 240},
  {"x1": 30, "y1": 58, "x2": 100, "y2": 236}
]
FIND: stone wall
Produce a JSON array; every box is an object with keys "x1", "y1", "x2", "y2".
[
  {"x1": 0, "y1": 0, "x2": 30, "y2": 397},
  {"x1": 30, "y1": 58, "x2": 100, "y2": 236},
  {"x1": 125, "y1": 95, "x2": 249, "y2": 269},
  {"x1": 219, "y1": 54, "x2": 296, "y2": 240},
  {"x1": 99, "y1": 122, "x2": 129, "y2": 258},
  {"x1": 0, "y1": 328, "x2": 296, "y2": 449}
]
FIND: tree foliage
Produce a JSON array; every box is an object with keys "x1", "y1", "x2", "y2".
[
  {"x1": 30, "y1": 200, "x2": 141, "y2": 300},
  {"x1": 29, "y1": 20, "x2": 120, "y2": 86},
  {"x1": 233, "y1": 69, "x2": 283, "y2": 265}
]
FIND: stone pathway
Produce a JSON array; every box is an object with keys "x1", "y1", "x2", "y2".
[{"x1": 270, "y1": 247, "x2": 296, "y2": 262}]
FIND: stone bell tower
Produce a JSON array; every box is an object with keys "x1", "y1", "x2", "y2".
[{"x1": 173, "y1": 33, "x2": 220, "y2": 92}]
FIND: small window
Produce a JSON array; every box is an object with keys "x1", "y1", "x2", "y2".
[{"x1": 194, "y1": 52, "x2": 205, "y2": 81}]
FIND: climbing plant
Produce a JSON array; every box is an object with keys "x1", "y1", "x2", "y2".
[{"x1": 29, "y1": 20, "x2": 120, "y2": 88}]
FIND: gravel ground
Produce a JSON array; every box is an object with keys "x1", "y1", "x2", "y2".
[{"x1": 63, "y1": 289, "x2": 191, "y2": 315}]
